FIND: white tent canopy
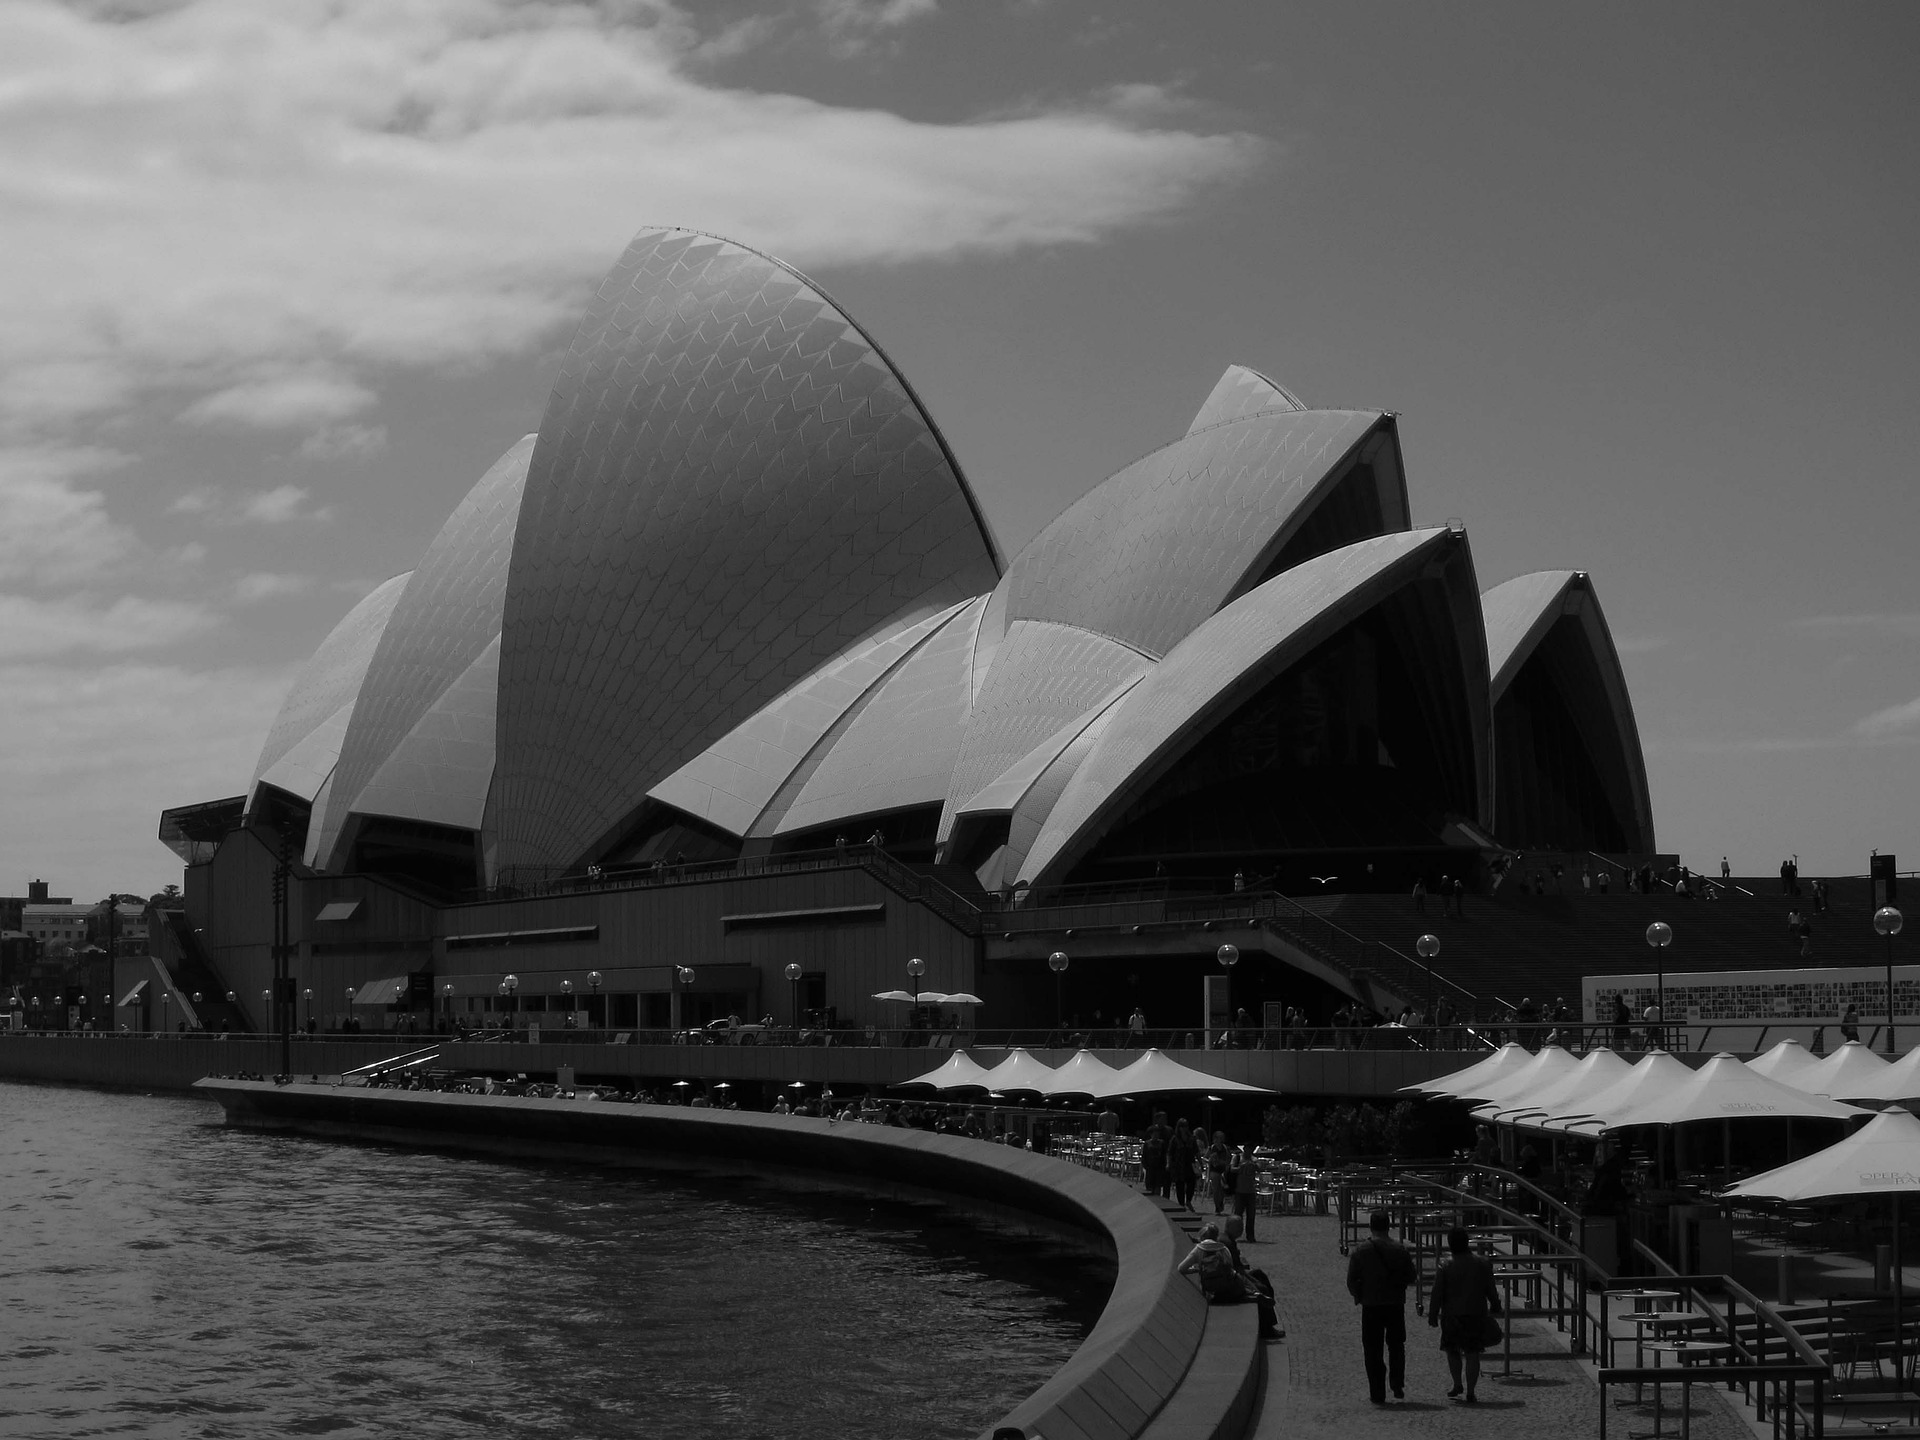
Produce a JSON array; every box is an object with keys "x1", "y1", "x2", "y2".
[
  {"x1": 1601, "y1": 1054, "x2": 1869, "y2": 1131},
  {"x1": 1093, "y1": 1048, "x2": 1271, "y2": 1100},
  {"x1": 1038, "y1": 1049, "x2": 1125, "y2": 1099},
  {"x1": 1727, "y1": 1108, "x2": 1920, "y2": 1203},
  {"x1": 979, "y1": 1048, "x2": 1060, "y2": 1094},
  {"x1": 1745, "y1": 1039, "x2": 1823, "y2": 1089},
  {"x1": 1400, "y1": 1043, "x2": 1532, "y2": 1100},
  {"x1": 1477, "y1": 1047, "x2": 1634, "y2": 1125},
  {"x1": 1454, "y1": 1046, "x2": 1581, "y2": 1110},
  {"x1": 1845, "y1": 1047, "x2": 1920, "y2": 1105},
  {"x1": 901, "y1": 1051, "x2": 995, "y2": 1092},
  {"x1": 1539, "y1": 1052, "x2": 1698, "y2": 1133},
  {"x1": 1792, "y1": 1040, "x2": 1892, "y2": 1100}
]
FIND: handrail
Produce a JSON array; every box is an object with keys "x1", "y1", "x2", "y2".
[{"x1": 340, "y1": 1045, "x2": 441, "y2": 1080}]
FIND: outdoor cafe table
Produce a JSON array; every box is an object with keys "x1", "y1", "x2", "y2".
[{"x1": 1638, "y1": 1340, "x2": 1732, "y2": 1440}]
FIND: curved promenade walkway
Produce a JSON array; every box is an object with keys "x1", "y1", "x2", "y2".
[{"x1": 1238, "y1": 1214, "x2": 1748, "y2": 1440}]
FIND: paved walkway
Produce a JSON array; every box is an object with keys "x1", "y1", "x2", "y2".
[{"x1": 1193, "y1": 1212, "x2": 1756, "y2": 1440}]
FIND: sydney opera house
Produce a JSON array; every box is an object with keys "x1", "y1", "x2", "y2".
[{"x1": 150, "y1": 228, "x2": 1653, "y2": 1038}]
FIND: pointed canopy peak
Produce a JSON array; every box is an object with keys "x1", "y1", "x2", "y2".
[
  {"x1": 1187, "y1": 365, "x2": 1307, "y2": 434},
  {"x1": 1727, "y1": 1107, "x2": 1920, "y2": 1203}
]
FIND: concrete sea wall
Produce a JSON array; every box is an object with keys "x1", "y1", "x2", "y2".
[{"x1": 199, "y1": 1080, "x2": 1225, "y2": 1440}]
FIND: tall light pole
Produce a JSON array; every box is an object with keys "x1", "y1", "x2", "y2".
[
  {"x1": 1048, "y1": 951, "x2": 1069, "y2": 1029},
  {"x1": 587, "y1": 970, "x2": 602, "y2": 1030},
  {"x1": 441, "y1": 982, "x2": 453, "y2": 1032},
  {"x1": 672, "y1": 965, "x2": 694, "y2": 1034},
  {"x1": 346, "y1": 985, "x2": 356, "y2": 1032},
  {"x1": 784, "y1": 961, "x2": 803, "y2": 1031},
  {"x1": 1646, "y1": 921, "x2": 1672, "y2": 1050},
  {"x1": 303, "y1": 987, "x2": 313, "y2": 1036},
  {"x1": 1877, "y1": 906, "x2": 1905, "y2": 1055},
  {"x1": 907, "y1": 956, "x2": 926, "y2": 1031},
  {"x1": 503, "y1": 973, "x2": 519, "y2": 1029},
  {"x1": 1217, "y1": 944, "x2": 1239, "y2": 1047},
  {"x1": 561, "y1": 977, "x2": 574, "y2": 1028},
  {"x1": 1417, "y1": 934, "x2": 1440, "y2": 1025}
]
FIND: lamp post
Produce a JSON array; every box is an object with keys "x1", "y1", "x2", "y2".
[
  {"x1": 1646, "y1": 921, "x2": 1672, "y2": 1050},
  {"x1": 1417, "y1": 934, "x2": 1441, "y2": 1025},
  {"x1": 346, "y1": 985, "x2": 356, "y2": 1032},
  {"x1": 1048, "y1": 951, "x2": 1069, "y2": 1030},
  {"x1": 587, "y1": 970, "x2": 602, "y2": 1031},
  {"x1": 440, "y1": 982, "x2": 452, "y2": 1031},
  {"x1": 503, "y1": 973, "x2": 519, "y2": 1028},
  {"x1": 160, "y1": 990, "x2": 169, "y2": 1033},
  {"x1": 1216, "y1": 944, "x2": 1240, "y2": 1048},
  {"x1": 672, "y1": 965, "x2": 694, "y2": 1034},
  {"x1": 1877, "y1": 906, "x2": 1905, "y2": 1055},
  {"x1": 784, "y1": 962, "x2": 803, "y2": 1032},
  {"x1": 303, "y1": 987, "x2": 312, "y2": 1035},
  {"x1": 561, "y1": 978, "x2": 574, "y2": 1029},
  {"x1": 906, "y1": 956, "x2": 926, "y2": 1032}
]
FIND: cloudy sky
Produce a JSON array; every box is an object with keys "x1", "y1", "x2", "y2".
[{"x1": 4, "y1": 0, "x2": 1916, "y2": 903}]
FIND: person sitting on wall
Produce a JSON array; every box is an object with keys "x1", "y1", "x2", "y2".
[{"x1": 1177, "y1": 1221, "x2": 1280, "y2": 1336}]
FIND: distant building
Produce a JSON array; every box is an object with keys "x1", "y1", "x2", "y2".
[{"x1": 23, "y1": 903, "x2": 90, "y2": 953}]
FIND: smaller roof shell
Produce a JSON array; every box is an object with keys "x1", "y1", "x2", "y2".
[
  {"x1": 1022, "y1": 527, "x2": 1490, "y2": 888},
  {"x1": 1184, "y1": 365, "x2": 1307, "y2": 434}
]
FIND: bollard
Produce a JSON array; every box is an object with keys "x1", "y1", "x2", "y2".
[{"x1": 1777, "y1": 1252, "x2": 1795, "y2": 1305}]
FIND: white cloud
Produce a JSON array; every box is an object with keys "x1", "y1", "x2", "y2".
[
  {"x1": 298, "y1": 423, "x2": 388, "y2": 461},
  {"x1": 0, "y1": 0, "x2": 1260, "y2": 439},
  {"x1": 0, "y1": 445, "x2": 139, "y2": 585},
  {"x1": 0, "y1": 660, "x2": 293, "y2": 897},
  {"x1": 815, "y1": 0, "x2": 938, "y2": 54},
  {"x1": 231, "y1": 571, "x2": 315, "y2": 602},
  {"x1": 1856, "y1": 696, "x2": 1920, "y2": 739},
  {"x1": 241, "y1": 483, "x2": 330, "y2": 524},
  {"x1": 181, "y1": 372, "x2": 378, "y2": 429},
  {"x1": 0, "y1": 593, "x2": 219, "y2": 659}
]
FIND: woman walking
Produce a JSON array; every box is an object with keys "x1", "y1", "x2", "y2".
[
  {"x1": 1205, "y1": 1132, "x2": 1232, "y2": 1215},
  {"x1": 1426, "y1": 1227, "x2": 1503, "y2": 1403},
  {"x1": 1168, "y1": 1119, "x2": 1199, "y2": 1211}
]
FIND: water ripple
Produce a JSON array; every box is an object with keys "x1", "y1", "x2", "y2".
[{"x1": 0, "y1": 1084, "x2": 1108, "y2": 1439}]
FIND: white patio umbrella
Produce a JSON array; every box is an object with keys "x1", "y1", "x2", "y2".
[
  {"x1": 1537, "y1": 1052, "x2": 1699, "y2": 1133},
  {"x1": 1728, "y1": 1108, "x2": 1920, "y2": 1387},
  {"x1": 1399, "y1": 1042, "x2": 1532, "y2": 1099},
  {"x1": 1092, "y1": 1048, "x2": 1272, "y2": 1100},
  {"x1": 1477, "y1": 1047, "x2": 1635, "y2": 1126},
  {"x1": 1452, "y1": 1045, "x2": 1581, "y2": 1110},
  {"x1": 1746, "y1": 1039, "x2": 1824, "y2": 1089},
  {"x1": 1037, "y1": 1049, "x2": 1125, "y2": 1099},
  {"x1": 1602, "y1": 1054, "x2": 1871, "y2": 1129},
  {"x1": 872, "y1": 990, "x2": 917, "y2": 1003},
  {"x1": 1793, "y1": 1040, "x2": 1892, "y2": 1100},
  {"x1": 901, "y1": 1051, "x2": 995, "y2": 1091},
  {"x1": 914, "y1": 991, "x2": 950, "y2": 1004},
  {"x1": 1846, "y1": 1047, "x2": 1920, "y2": 1106},
  {"x1": 979, "y1": 1048, "x2": 1060, "y2": 1095},
  {"x1": 940, "y1": 993, "x2": 984, "y2": 1006}
]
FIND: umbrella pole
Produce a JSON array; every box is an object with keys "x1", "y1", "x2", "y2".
[
  {"x1": 1897, "y1": 1192, "x2": 1905, "y2": 1396},
  {"x1": 1723, "y1": 1118, "x2": 1731, "y2": 1190}
]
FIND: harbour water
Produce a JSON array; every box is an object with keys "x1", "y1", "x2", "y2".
[{"x1": 0, "y1": 1083, "x2": 1108, "y2": 1439}]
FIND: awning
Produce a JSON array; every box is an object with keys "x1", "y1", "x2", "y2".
[
  {"x1": 117, "y1": 980, "x2": 149, "y2": 1007},
  {"x1": 352, "y1": 975, "x2": 409, "y2": 1006},
  {"x1": 315, "y1": 900, "x2": 362, "y2": 922}
]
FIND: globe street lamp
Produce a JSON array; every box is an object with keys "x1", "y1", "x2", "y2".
[
  {"x1": 1048, "y1": 951, "x2": 1069, "y2": 1029},
  {"x1": 303, "y1": 987, "x2": 313, "y2": 1035},
  {"x1": 440, "y1": 982, "x2": 452, "y2": 1031},
  {"x1": 1417, "y1": 934, "x2": 1441, "y2": 1028},
  {"x1": 561, "y1": 978, "x2": 574, "y2": 1028},
  {"x1": 503, "y1": 973, "x2": 519, "y2": 1028},
  {"x1": 1877, "y1": 906, "x2": 1905, "y2": 1056},
  {"x1": 784, "y1": 962, "x2": 804, "y2": 1031},
  {"x1": 1646, "y1": 921, "x2": 1672, "y2": 1050},
  {"x1": 587, "y1": 969, "x2": 603, "y2": 1031},
  {"x1": 346, "y1": 986, "x2": 356, "y2": 1032},
  {"x1": 906, "y1": 956, "x2": 926, "y2": 1033}
]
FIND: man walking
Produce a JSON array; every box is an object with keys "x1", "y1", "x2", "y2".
[{"x1": 1346, "y1": 1207, "x2": 1416, "y2": 1404}]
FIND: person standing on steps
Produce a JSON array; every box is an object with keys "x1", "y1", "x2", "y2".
[{"x1": 1347, "y1": 1208, "x2": 1416, "y2": 1405}]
